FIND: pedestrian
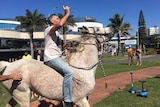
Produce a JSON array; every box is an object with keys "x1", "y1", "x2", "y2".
[
  {"x1": 43, "y1": 5, "x2": 73, "y2": 107},
  {"x1": 22, "y1": 51, "x2": 32, "y2": 59},
  {"x1": 127, "y1": 45, "x2": 134, "y2": 65},
  {"x1": 143, "y1": 44, "x2": 146, "y2": 55},
  {"x1": 37, "y1": 49, "x2": 43, "y2": 61},
  {"x1": 121, "y1": 44, "x2": 125, "y2": 57},
  {"x1": 111, "y1": 46, "x2": 116, "y2": 56},
  {"x1": 135, "y1": 46, "x2": 142, "y2": 66}
]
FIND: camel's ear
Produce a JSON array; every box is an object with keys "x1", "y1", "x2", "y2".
[
  {"x1": 78, "y1": 26, "x2": 89, "y2": 33},
  {"x1": 79, "y1": 27, "x2": 100, "y2": 34}
]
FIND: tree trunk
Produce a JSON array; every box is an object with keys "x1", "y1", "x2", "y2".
[
  {"x1": 117, "y1": 33, "x2": 121, "y2": 55},
  {"x1": 30, "y1": 33, "x2": 34, "y2": 58}
]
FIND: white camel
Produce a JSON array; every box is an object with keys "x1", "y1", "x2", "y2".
[{"x1": 0, "y1": 27, "x2": 106, "y2": 107}]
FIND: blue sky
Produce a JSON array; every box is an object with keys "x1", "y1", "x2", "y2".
[{"x1": 0, "y1": 0, "x2": 160, "y2": 35}]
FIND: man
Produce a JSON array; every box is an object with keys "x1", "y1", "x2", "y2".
[
  {"x1": 0, "y1": 73, "x2": 22, "y2": 82},
  {"x1": 22, "y1": 51, "x2": 32, "y2": 59},
  {"x1": 127, "y1": 45, "x2": 134, "y2": 65},
  {"x1": 136, "y1": 46, "x2": 142, "y2": 66},
  {"x1": 44, "y1": 6, "x2": 73, "y2": 107}
]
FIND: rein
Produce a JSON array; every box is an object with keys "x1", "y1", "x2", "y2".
[
  {"x1": 69, "y1": 62, "x2": 99, "y2": 70},
  {"x1": 68, "y1": 40, "x2": 99, "y2": 70},
  {"x1": 79, "y1": 42, "x2": 96, "y2": 46},
  {"x1": 98, "y1": 55, "x2": 108, "y2": 88},
  {"x1": 75, "y1": 27, "x2": 108, "y2": 88},
  {"x1": 68, "y1": 35, "x2": 103, "y2": 71},
  {"x1": 0, "y1": 66, "x2": 7, "y2": 75}
]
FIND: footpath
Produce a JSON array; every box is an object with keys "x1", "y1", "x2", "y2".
[{"x1": 89, "y1": 66, "x2": 160, "y2": 106}]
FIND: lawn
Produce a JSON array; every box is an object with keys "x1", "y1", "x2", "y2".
[
  {"x1": 93, "y1": 56, "x2": 160, "y2": 107},
  {"x1": 96, "y1": 58, "x2": 160, "y2": 79},
  {"x1": 93, "y1": 76, "x2": 160, "y2": 107}
]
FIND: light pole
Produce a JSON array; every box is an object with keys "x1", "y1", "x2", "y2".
[
  {"x1": 48, "y1": 7, "x2": 58, "y2": 17},
  {"x1": 46, "y1": 7, "x2": 58, "y2": 26},
  {"x1": 136, "y1": 29, "x2": 139, "y2": 47}
]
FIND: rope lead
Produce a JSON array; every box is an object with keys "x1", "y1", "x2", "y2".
[{"x1": 99, "y1": 56, "x2": 108, "y2": 89}]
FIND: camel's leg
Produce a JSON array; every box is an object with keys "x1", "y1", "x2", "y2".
[
  {"x1": 75, "y1": 97, "x2": 90, "y2": 107},
  {"x1": 5, "y1": 97, "x2": 17, "y2": 107},
  {"x1": 12, "y1": 89, "x2": 31, "y2": 107}
]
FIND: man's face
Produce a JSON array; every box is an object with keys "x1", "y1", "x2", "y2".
[
  {"x1": 50, "y1": 15, "x2": 60, "y2": 25},
  {"x1": 25, "y1": 52, "x2": 28, "y2": 56}
]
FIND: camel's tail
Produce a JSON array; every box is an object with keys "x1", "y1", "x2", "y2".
[{"x1": 0, "y1": 61, "x2": 10, "y2": 74}]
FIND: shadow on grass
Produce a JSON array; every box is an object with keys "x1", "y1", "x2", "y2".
[{"x1": 153, "y1": 76, "x2": 160, "y2": 78}]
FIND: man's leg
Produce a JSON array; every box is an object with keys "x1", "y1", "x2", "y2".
[{"x1": 46, "y1": 57, "x2": 73, "y2": 107}]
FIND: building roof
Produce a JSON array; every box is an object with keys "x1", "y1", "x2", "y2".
[{"x1": 0, "y1": 20, "x2": 20, "y2": 24}]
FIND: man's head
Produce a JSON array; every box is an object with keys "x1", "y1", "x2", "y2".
[
  {"x1": 24, "y1": 51, "x2": 28, "y2": 56},
  {"x1": 48, "y1": 14, "x2": 60, "y2": 25}
]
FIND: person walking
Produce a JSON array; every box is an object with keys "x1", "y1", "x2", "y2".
[
  {"x1": 127, "y1": 45, "x2": 134, "y2": 65},
  {"x1": 43, "y1": 6, "x2": 73, "y2": 107},
  {"x1": 135, "y1": 46, "x2": 142, "y2": 66}
]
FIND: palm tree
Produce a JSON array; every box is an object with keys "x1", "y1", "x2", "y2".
[
  {"x1": 58, "y1": 13, "x2": 76, "y2": 44},
  {"x1": 16, "y1": 9, "x2": 46, "y2": 58},
  {"x1": 107, "y1": 13, "x2": 131, "y2": 55}
]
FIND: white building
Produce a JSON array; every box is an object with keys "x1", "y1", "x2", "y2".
[
  {"x1": 68, "y1": 16, "x2": 112, "y2": 34},
  {"x1": 0, "y1": 17, "x2": 111, "y2": 56},
  {"x1": 148, "y1": 26, "x2": 159, "y2": 35},
  {"x1": 0, "y1": 19, "x2": 20, "y2": 30},
  {"x1": 0, "y1": 17, "x2": 114, "y2": 60}
]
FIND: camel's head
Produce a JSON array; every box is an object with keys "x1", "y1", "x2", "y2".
[{"x1": 78, "y1": 26, "x2": 109, "y2": 43}]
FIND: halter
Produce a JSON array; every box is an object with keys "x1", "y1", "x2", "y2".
[
  {"x1": 68, "y1": 36, "x2": 108, "y2": 88},
  {"x1": 68, "y1": 36, "x2": 99, "y2": 70},
  {"x1": 69, "y1": 62, "x2": 99, "y2": 70},
  {"x1": 69, "y1": 26, "x2": 108, "y2": 88}
]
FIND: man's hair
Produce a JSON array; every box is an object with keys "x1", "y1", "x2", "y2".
[{"x1": 48, "y1": 14, "x2": 57, "y2": 25}]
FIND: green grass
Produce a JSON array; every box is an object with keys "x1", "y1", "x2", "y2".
[
  {"x1": 0, "y1": 84, "x2": 11, "y2": 106},
  {"x1": 93, "y1": 55, "x2": 160, "y2": 107},
  {"x1": 93, "y1": 76, "x2": 160, "y2": 107},
  {"x1": 0, "y1": 83, "x2": 37, "y2": 107},
  {"x1": 96, "y1": 58, "x2": 160, "y2": 79},
  {"x1": 101, "y1": 55, "x2": 125, "y2": 62}
]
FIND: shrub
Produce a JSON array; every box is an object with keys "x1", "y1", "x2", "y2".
[{"x1": 145, "y1": 48, "x2": 156, "y2": 55}]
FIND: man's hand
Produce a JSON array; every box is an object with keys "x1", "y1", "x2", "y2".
[
  {"x1": 63, "y1": 5, "x2": 70, "y2": 15},
  {"x1": 63, "y1": 41, "x2": 72, "y2": 48},
  {"x1": 11, "y1": 73, "x2": 23, "y2": 80},
  {"x1": 62, "y1": 48, "x2": 70, "y2": 56}
]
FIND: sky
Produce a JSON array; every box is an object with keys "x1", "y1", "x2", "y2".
[{"x1": 0, "y1": 0, "x2": 160, "y2": 35}]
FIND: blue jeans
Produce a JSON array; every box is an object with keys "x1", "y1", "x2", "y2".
[{"x1": 44, "y1": 56, "x2": 73, "y2": 102}]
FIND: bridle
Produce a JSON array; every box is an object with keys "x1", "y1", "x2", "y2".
[
  {"x1": 68, "y1": 34, "x2": 101, "y2": 70},
  {"x1": 68, "y1": 26, "x2": 108, "y2": 88}
]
